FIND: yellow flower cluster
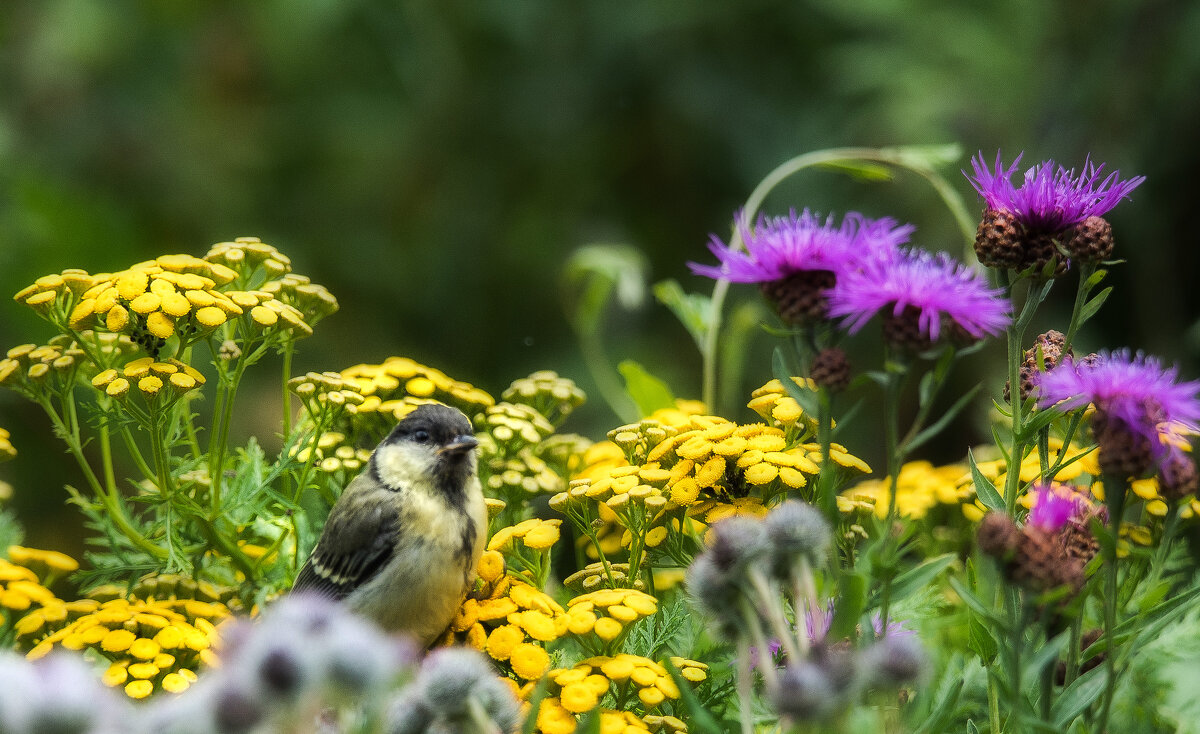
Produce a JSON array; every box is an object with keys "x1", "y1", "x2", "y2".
[
  {"x1": 535, "y1": 654, "x2": 704, "y2": 733},
  {"x1": 565, "y1": 588, "x2": 658, "y2": 647},
  {"x1": 484, "y1": 447, "x2": 564, "y2": 497},
  {"x1": 842, "y1": 460, "x2": 974, "y2": 520},
  {"x1": 290, "y1": 429, "x2": 372, "y2": 474},
  {"x1": 0, "y1": 339, "x2": 86, "y2": 392},
  {"x1": 21, "y1": 595, "x2": 228, "y2": 699},
  {"x1": 478, "y1": 402, "x2": 556, "y2": 448},
  {"x1": 91, "y1": 357, "x2": 207, "y2": 401},
  {"x1": 747, "y1": 377, "x2": 823, "y2": 435},
  {"x1": 204, "y1": 237, "x2": 292, "y2": 280},
  {"x1": 0, "y1": 426, "x2": 14, "y2": 462},
  {"x1": 536, "y1": 703, "x2": 652, "y2": 734},
  {"x1": 489, "y1": 518, "x2": 563, "y2": 553},
  {"x1": 562, "y1": 562, "x2": 645, "y2": 593},
  {"x1": 441, "y1": 551, "x2": 566, "y2": 684},
  {"x1": 0, "y1": 558, "x2": 62, "y2": 628},
  {"x1": 502, "y1": 371, "x2": 587, "y2": 424},
  {"x1": 340, "y1": 357, "x2": 494, "y2": 415}
]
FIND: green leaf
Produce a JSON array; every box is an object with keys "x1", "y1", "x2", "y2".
[
  {"x1": 617, "y1": 360, "x2": 676, "y2": 417},
  {"x1": 818, "y1": 159, "x2": 894, "y2": 182},
  {"x1": 563, "y1": 243, "x2": 649, "y2": 330},
  {"x1": 1077, "y1": 285, "x2": 1113, "y2": 324},
  {"x1": 967, "y1": 719, "x2": 980, "y2": 734},
  {"x1": 1052, "y1": 666, "x2": 1109, "y2": 728},
  {"x1": 906, "y1": 385, "x2": 982, "y2": 453},
  {"x1": 967, "y1": 611, "x2": 999, "y2": 664},
  {"x1": 830, "y1": 570, "x2": 868, "y2": 640},
  {"x1": 653, "y1": 279, "x2": 713, "y2": 351},
  {"x1": 883, "y1": 143, "x2": 964, "y2": 169},
  {"x1": 948, "y1": 574, "x2": 1000, "y2": 623},
  {"x1": 1023, "y1": 629, "x2": 1069, "y2": 682},
  {"x1": 877, "y1": 553, "x2": 957, "y2": 605},
  {"x1": 771, "y1": 347, "x2": 820, "y2": 416},
  {"x1": 968, "y1": 449, "x2": 1005, "y2": 512}
]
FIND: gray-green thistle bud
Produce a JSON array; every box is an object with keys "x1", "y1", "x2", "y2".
[
  {"x1": 770, "y1": 661, "x2": 837, "y2": 721},
  {"x1": 764, "y1": 499, "x2": 831, "y2": 576},
  {"x1": 684, "y1": 554, "x2": 743, "y2": 638},
  {"x1": 707, "y1": 515, "x2": 769, "y2": 573},
  {"x1": 861, "y1": 634, "x2": 927, "y2": 688},
  {"x1": 415, "y1": 648, "x2": 520, "y2": 733}
]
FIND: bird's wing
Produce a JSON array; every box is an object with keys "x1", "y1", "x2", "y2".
[{"x1": 292, "y1": 481, "x2": 399, "y2": 600}]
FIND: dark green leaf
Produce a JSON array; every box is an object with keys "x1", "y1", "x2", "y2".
[
  {"x1": 872, "y1": 554, "x2": 956, "y2": 606},
  {"x1": 1077, "y1": 286, "x2": 1113, "y2": 324},
  {"x1": 830, "y1": 571, "x2": 868, "y2": 640},
  {"x1": 1023, "y1": 630, "x2": 1068, "y2": 682},
  {"x1": 1052, "y1": 666, "x2": 1108, "y2": 728},
  {"x1": 969, "y1": 449, "x2": 1005, "y2": 512},
  {"x1": 967, "y1": 611, "x2": 999, "y2": 664},
  {"x1": 948, "y1": 574, "x2": 1000, "y2": 623},
  {"x1": 617, "y1": 360, "x2": 677, "y2": 417}
]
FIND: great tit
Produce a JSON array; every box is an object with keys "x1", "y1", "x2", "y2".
[{"x1": 293, "y1": 403, "x2": 486, "y2": 646}]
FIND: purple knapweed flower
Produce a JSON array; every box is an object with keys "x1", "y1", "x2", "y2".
[
  {"x1": 689, "y1": 209, "x2": 911, "y2": 324},
  {"x1": 805, "y1": 600, "x2": 913, "y2": 644},
  {"x1": 967, "y1": 152, "x2": 1145, "y2": 271},
  {"x1": 1027, "y1": 484, "x2": 1085, "y2": 532},
  {"x1": 1036, "y1": 350, "x2": 1200, "y2": 477},
  {"x1": 827, "y1": 248, "x2": 1009, "y2": 349},
  {"x1": 968, "y1": 152, "x2": 1145, "y2": 232}
]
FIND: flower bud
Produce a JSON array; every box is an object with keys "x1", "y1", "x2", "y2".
[{"x1": 764, "y1": 499, "x2": 832, "y2": 575}]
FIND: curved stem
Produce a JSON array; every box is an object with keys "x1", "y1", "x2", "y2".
[{"x1": 701, "y1": 146, "x2": 974, "y2": 409}]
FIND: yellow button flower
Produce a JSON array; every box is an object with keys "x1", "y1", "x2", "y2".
[{"x1": 510, "y1": 642, "x2": 550, "y2": 680}]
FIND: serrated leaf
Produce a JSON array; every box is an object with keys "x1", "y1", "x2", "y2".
[
  {"x1": 969, "y1": 449, "x2": 1005, "y2": 511},
  {"x1": 617, "y1": 360, "x2": 676, "y2": 417},
  {"x1": 653, "y1": 279, "x2": 713, "y2": 350}
]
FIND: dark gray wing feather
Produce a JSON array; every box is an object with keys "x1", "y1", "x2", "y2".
[{"x1": 292, "y1": 483, "x2": 399, "y2": 600}]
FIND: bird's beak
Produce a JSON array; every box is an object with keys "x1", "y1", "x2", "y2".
[{"x1": 438, "y1": 435, "x2": 479, "y2": 457}]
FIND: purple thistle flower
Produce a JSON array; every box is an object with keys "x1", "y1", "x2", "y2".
[
  {"x1": 1036, "y1": 351, "x2": 1200, "y2": 444},
  {"x1": 1027, "y1": 484, "x2": 1084, "y2": 532},
  {"x1": 967, "y1": 151, "x2": 1145, "y2": 233},
  {"x1": 688, "y1": 209, "x2": 910, "y2": 283},
  {"x1": 1037, "y1": 351, "x2": 1200, "y2": 476},
  {"x1": 828, "y1": 248, "x2": 1010, "y2": 344}
]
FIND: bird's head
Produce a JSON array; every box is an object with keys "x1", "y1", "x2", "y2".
[{"x1": 371, "y1": 403, "x2": 479, "y2": 501}]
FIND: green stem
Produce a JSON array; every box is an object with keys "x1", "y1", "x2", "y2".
[
  {"x1": 1095, "y1": 474, "x2": 1128, "y2": 733},
  {"x1": 281, "y1": 344, "x2": 295, "y2": 438},
  {"x1": 877, "y1": 357, "x2": 905, "y2": 633},
  {"x1": 700, "y1": 146, "x2": 975, "y2": 410},
  {"x1": 988, "y1": 670, "x2": 1003, "y2": 734},
  {"x1": 1062, "y1": 262, "x2": 1097, "y2": 354}
]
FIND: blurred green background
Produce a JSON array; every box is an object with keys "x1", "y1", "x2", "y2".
[{"x1": 2, "y1": 1, "x2": 1199, "y2": 548}]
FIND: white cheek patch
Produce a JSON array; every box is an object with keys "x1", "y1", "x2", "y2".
[{"x1": 373, "y1": 444, "x2": 436, "y2": 491}]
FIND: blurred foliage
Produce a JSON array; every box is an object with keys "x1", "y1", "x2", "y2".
[{"x1": 2, "y1": 0, "x2": 1199, "y2": 548}]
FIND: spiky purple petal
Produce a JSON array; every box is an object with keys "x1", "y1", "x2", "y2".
[
  {"x1": 966, "y1": 151, "x2": 1145, "y2": 232},
  {"x1": 828, "y1": 248, "x2": 1010, "y2": 341}
]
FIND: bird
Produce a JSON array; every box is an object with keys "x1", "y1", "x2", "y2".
[{"x1": 292, "y1": 402, "x2": 487, "y2": 647}]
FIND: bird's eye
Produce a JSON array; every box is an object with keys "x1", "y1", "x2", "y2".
[{"x1": 412, "y1": 429, "x2": 431, "y2": 443}]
